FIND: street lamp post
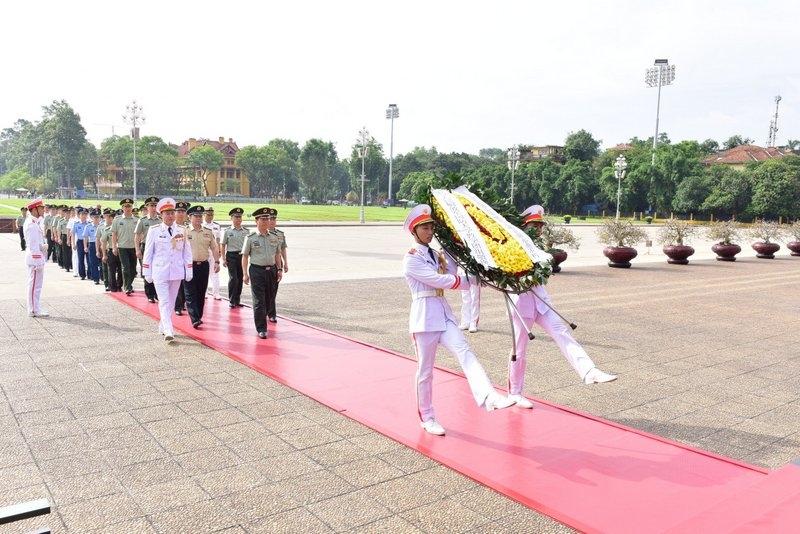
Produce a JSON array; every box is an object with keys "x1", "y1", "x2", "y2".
[
  {"x1": 645, "y1": 59, "x2": 676, "y2": 164},
  {"x1": 507, "y1": 145, "x2": 520, "y2": 205},
  {"x1": 357, "y1": 127, "x2": 370, "y2": 224},
  {"x1": 614, "y1": 154, "x2": 627, "y2": 221},
  {"x1": 123, "y1": 100, "x2": 144, "y2": 203},
  {"x1": 385, "y1": 104, "x2": 399, "y2": 205}
]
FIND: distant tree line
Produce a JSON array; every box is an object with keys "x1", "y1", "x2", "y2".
[{"x1": 1, "y1": 100, "x2": 799, "y2": 218}]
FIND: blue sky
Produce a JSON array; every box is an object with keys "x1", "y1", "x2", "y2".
[{"x1": 4, "y1": 0, "x2": 799, "y2": 157}]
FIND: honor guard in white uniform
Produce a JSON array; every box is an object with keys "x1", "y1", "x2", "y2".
[
  {"x1": 402, "y1": 204, "x2": 513, "y2": 436},
  {"x1": 202, "y1": 206, "x2": 222, "y2": 300},
  {"x1": 142, "y1": 198, "x2": 193, "y2": 343},
  {"x1": 507, "y1": 205, "x2": 617, "y2": 409},
  {"x1": 23, "y1": 198, "x2": 49, "y2": 317}
]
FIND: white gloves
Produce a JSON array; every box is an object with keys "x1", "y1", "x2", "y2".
[
  {"x1": 33, "y1": 264, "x2": 44, "y2": 273},
  {"x1": 145, "y1": 276, "x2": 153, "y2": 284},
  {"x1": 185, "y1": 274, "x2": 193, "y2": 283}
]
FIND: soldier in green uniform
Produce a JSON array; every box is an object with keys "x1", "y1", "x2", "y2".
[
  {"x1": 266, "y1": 209, "x2": 287, "y2": 323},
  {"x1": 135, "y1": 196, "x2": 161, "y2": 303},
  {"x1": 14, "y1": 207, "x2": 28, "y2": 250},
  {"x1": 184, "y1": 205, "x2": 219, "y2": 328},
  {"x1": 111, "y1": 198, "x2": 138, "y2": 295},
  {"x1": 173, "y1": 201, "x2": 190, "y2": 315},
  {"x1": 242, "y1": 207, "x2": 282, "y2": 339},
  {"x1": 100, "y1": 209, "x2": 122, "y2": 292},
  {"x1": 57, "y1": 206, "x2": 72, "y2": 271},
  {"x1": 220, "y1": 207, "x2": 249, "y2": 308}
]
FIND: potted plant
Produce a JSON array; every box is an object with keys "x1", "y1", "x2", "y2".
[
  {"x1": 644, "y1": 216, "x2": 653, "y2": 224},
  {"x1": 539, "y1": 221, "x2": 581, "y2": 273},
  {"x1": 595, "y1": 219, "x2": 649, "y2": 268},
  {"x1": 706, "y1": 220, "x2": 743, "y2": 261},
  {"x1": 786, "y1": 221, "x2": 800, "y2": 256},
  {"x1": 563, "y1": 214, "x2": 572, "y2": 224},
  {"x1": 748, "y1": 219, "x2": 784, "y2": 259},
  {"x1": 656, "y1": 219, "x2": 697, "y2": 264}
]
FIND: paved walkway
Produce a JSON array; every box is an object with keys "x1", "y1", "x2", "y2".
[{"x1": 1, "y1": 226, "x2": 798, "y2": 533}]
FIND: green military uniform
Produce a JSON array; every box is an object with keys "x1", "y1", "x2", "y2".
[
  {"x1": 222, "y1": 207, "x2": 249, "y2": 307},
  {"x1": 243, "y1": 207, "x2": 281, "y2": 338},
  {"x1": 112, "y1": 199, "x2": 138, "y2": 294}
]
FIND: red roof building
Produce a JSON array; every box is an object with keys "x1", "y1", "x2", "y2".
[{"x1": 701, "y1": 144, "x2": 793, "y2": 171}]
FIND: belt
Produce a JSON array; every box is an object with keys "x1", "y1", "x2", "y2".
[
  {"x1": 250, "y1": 264, "x2": 275, "y2": 269},
  {"x1": 194, "y1": 260, "x2": 209, "y2": 265},
  {"x1": 412, "y1": 290, "x2": 444, "y2": 300}
]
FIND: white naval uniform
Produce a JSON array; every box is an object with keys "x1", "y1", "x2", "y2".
[
  {"x1": 508, "y1": 285, "x2": 595, "y2": 393},
  {"x1": 142, "y1": 222, "x2": 193, "y2": 337},
  {"x1": 202, "y1": 220, "x2": 221, "y2": 298},
  {"x1": 403, "y1": 243, "x2": 498, "y2": 423},
  {"x1": 23, "y1": 216, "x2": 47, "y2": 315},
  {"x1": 458, "y1": 266, "x2": 481, "y2": 329}
]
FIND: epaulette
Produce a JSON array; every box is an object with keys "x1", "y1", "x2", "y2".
[{"x1": 408, "y1": 248, "x2": 417, "y2": 255}]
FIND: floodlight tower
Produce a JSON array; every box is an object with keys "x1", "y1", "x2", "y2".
[
  {"x1": 645, "y1": 59, "x2": 676, "y2": 164},
  {"x1": 385, "y1": 104, "x2": 399, "y2": 205},
  {"x1": 767, "y1": 95, "x2": 781, "y2": 147},
  {"x1": 507, "y1": 145, "x2": 520, "y2": 205}
]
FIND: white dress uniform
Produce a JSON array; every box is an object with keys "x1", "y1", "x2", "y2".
[
  {"x1": 202, "y1": 219, "x2": 221, "y2": 299},
  {"x1": 23, "y1": 205, "x2": 47, "y2": 316},
  {"x1": 143, "y1": 214, "x2": 193, "y2": 338},
  {"x1": 403, "y1": 242, "x2": 500, "y2": 423},
  {"x1": 508, "y1": 285, "x2": 596, "y2": 392},
  {"x1": 458, "y1": 266, "x2": 481, "y2": 331}
]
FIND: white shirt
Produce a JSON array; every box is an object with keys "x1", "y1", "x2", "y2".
[{"x1": 402, "y1": 243, "x2": 468, "y2": 333}]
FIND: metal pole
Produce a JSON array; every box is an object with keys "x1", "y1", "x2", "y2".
[
  {"x1": 652, "y1": 67, "x2": 662, "y2": 165},
  {"x1": 615, "y1": 168, "x2": 621, "y2": 221},
  {"x1": 386, "y1": 104, "x2": 398, "y2": 205}
]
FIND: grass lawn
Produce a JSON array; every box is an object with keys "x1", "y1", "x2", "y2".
[{"x1": 0, "y1": 197, "x2": 412, "y2": 223}]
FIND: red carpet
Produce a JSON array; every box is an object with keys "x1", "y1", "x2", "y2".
[{"x1": 113, "y1": 292, "x2": 800, "y2": 533}]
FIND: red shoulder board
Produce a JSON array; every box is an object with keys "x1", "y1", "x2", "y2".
[{"x1": 408, "y1": 248, "x2": 417, "y2": 254}]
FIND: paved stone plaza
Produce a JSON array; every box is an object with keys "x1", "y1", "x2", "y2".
[{"x1": 1, "y1": 224, "x2": 798, "y2": 533}]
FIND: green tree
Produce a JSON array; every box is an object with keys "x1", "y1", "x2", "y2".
[
  {"x1": 722, "y1": 135, "x2": 754, "y2": 150},
  {"x1": 39, "y1": 100, "x2": 88, "y2": 189},
  {"x1": 397, "y1": 170, "x2": 438, "y2": 203},
  {"x1": 185, "y1": 144, "x2": 224, "y2": 197},
  {"x1": 563, "y1": 129, "x2": 601, "y2": 162},
  {"x1": 236, "y1": 145, "x2": 271, "y2": 197},
  {"x1": 748, "y1": 157, "x2": 800, "y2": 219},
  {"x1": 672, "y1": 174, "x2": 712, "y2": 213},
  {"x1": 556, "y1": 159, "x2": 597, "y2": 214},
  {"x1": 134, "y1": 136, "x2": 180, "y2": 195},
  {"x1": 299, "y1": 139, "x2": 337, "y2": 202},
  {"x1": 701, "y1": 164, "x2": 751, "y2": 217}
]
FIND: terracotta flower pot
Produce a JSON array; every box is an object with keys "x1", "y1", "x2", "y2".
[
  {"x1": 752, "y1": 241, "x2": 780, "y2": 259},
  {"x1": 550, "y1": 249, "x2": 568, "y2": 273},
  {"x1": 662, "y1": 245, "x2": 695, "y2": 265},
  {"x1": 787, "y1": 241, "x2": 800, "y2": 256},
  {"x1": 603, "y1": 246, "x2": 638, "y2": 268},
  {"x1": 711, "y1": 243, "x2": 741, "y2": 262}
]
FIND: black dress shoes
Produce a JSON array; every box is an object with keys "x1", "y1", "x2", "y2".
[
  {"x1": 175, "y1": 310, "x2": 182, "y2": 316},
  {"x1": 268, "y1": 317, "x2": 277, "y2": 323},
  {"x1": 192, "y1": 321, "x2": 201, "y2": 329},
  {"x1": 258, "y1": 331, "x2": 267, "y2": 339},
  {"x1": 148, "y1": 298, "x2": 155, "y2": 303}
]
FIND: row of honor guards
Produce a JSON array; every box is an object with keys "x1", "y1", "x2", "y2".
[{"x1": 29, "y1": 196, "x2": 287, "y2": 342}]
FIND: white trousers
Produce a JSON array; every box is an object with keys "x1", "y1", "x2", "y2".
[
  {"x1": 459, "y1": 283, "x2": 481, "y2": 327},
  {"x1": 508, "y1": 308, "x2": 595, "y2": 394},
  {"x1": 412, "y1": 319, "x2": 495, "y2": 423},
  {"x1": 154, "y1": 279, "x2": 182, "y2": 336},
  {"x1": 208, "y1": 256, "x2": 220, "y2": 297},
  {"x1": 27, "y1": 265, "x2": 44, "y2": 315}
]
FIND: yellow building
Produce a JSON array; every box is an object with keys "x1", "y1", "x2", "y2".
[{"x1": 178, "y1": 137, "x2": 250, "y2": 197}]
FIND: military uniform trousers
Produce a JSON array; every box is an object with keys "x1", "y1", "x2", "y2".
[
  {"x1": 226, "y1": 251, "x2": 244, "y2": 306},
  {"x1": 140, "y1": 243, "x2": 157, "y2": 300},
  {"x1": 184, "y1": 260, "x2": 210, "y2": 324},
  {"x1": 118, "y1": 247, "x2": 137, "y2": 293},
  {"x1": 76, "y1": 239, "x2": 88, "y2": 279},
  {"x1": 47, "y1": 231, "x2": 56, "y2": 262},
  {"x1": 104, "y1": 248, "x2": 121, "y2": 291},
  {"x1": 60, "y1": 234, "x2": 72, "y2": 270},
  {"x1": 249, "y1": 264, "x2": 276, "y2": 334}
]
